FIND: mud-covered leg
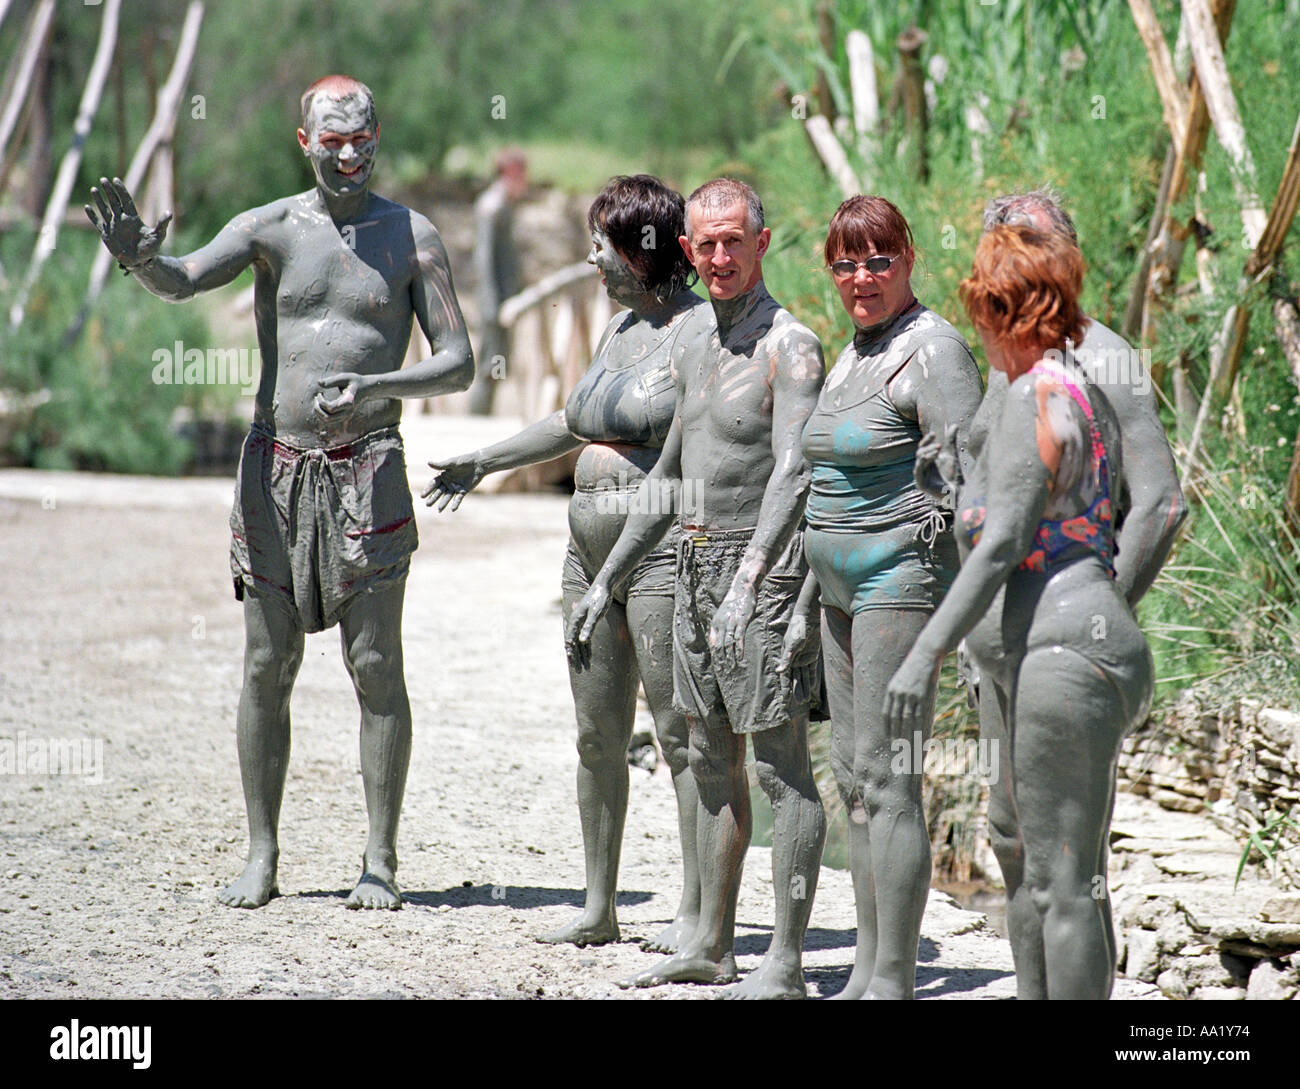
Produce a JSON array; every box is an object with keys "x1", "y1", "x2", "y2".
[
  {"x1": 1013, "y1": 647, "x2": 1125, "y2": 999},
  {"x1": 339, "y1": 581, "x2": 411, "y2": 910},
  {"x1": 848, "y1": 607, "x2": 934, "y2": 1000},
  {"x1": 628, "y1": 592, "x2": 700, "y2": 953},
  {"x1": 819, "y1": 604, "x2": 877, "y2": 998},
  {"x1": 728, "y1": 712, "x2": 826, "y2": 999},
  {"x1": 539, "y1": 585, "x2": 639, "y2": 945},
  {"x1": 219, "y1": 594, "x2": 303, "y2": 909},
  {"x1": 619, "y1": 713, "x2": 744, "y2": 987},
  {"x1": 981, "y1": 677, "x2": 1045, "y2": 999}
]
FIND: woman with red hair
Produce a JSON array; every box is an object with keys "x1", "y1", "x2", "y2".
[
  {"x1": 799, "y1": 196, "x2": 983, "y2": 999},
  {"x1": 885, "y1": 224, "x2": 1153, "y2": 999}
]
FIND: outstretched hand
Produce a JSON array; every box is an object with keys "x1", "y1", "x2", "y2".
[
  {"x1": 564, "y1": 580, "x2": 613, "y2": 671},
  {"x1": 915, "y1": 423, "x2": 962, "y2": 507},
  {"x1": 421, "y1": 452, "x2": 487, "y2": 512},
  {"x1": 84, "y1": 177, "x2": 171, "y2": 268}
]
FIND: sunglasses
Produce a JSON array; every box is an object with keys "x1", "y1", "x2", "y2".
[{"x1": 828, "y1": 255, "x2": 898, "y2": 278}]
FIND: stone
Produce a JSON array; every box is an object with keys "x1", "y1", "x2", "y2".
[
  {"x1": 1182, "y1": 953, "x2": 1246, "y2": 990},
  {"x1": 1257, "y1": 708, "x2": 1300, "y2": 757},
  {"x1": 1150, "y1": 788, "x2": 1204, "y2": 814},
  {"x1": 1191, "y1": 985, "x2": 1246, "y2": 1000},
  {"x1": 1155, "y1": 914, "x2": 1194, "y2": 954},
  {"x1": 1126, "y1": 928, "x2": 1161, "y2": 983},
  {"x1": 1156, "y1": 965, "x2": 1188, "y2": 999},
  {"x1": 1245, "y1": 958, "x2": 1299, "y2": 1001},
  {"x1": 1260, "y1": 894, "x2": 1300, "y2": 924}
]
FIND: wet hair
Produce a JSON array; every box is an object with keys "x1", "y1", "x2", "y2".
[
  {"x1": 960, "y1": 225, "x2": 1086, "y2": 349},
  {"x1": 587, "y1": 175, "x2": 695, "y2": 302},
  {"x1": 982, "y1": 185, "x2": 1077, "y2": 244},
  {"x1": 684, "y1": 177, "x2": 764, "y2": 236},
  {"x1": 824, "y1": 194, "x2": 914, "y2": 264},
  {"x1": 300, "y1": 75, "x2": 377, "y2": 133}
]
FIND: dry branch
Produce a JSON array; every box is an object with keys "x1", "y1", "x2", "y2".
[
  {"x1": 10, "y1": 0, "x2": 121, "y2": 330},
  {"x1": 0, "y1": 0, "x2": 55, "y2": 201},
  {"x1": 1128, "y1": 0, "x2": 1188, "y2": 140}
]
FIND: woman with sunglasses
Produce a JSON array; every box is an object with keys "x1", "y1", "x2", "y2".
[{"x1": 797, "y1": 195, "x2": 983, "y2": 999}]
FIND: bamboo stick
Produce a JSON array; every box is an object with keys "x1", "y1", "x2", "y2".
[
  {"x1": 845, "y1": 29, "x2": 878, "y2": 138},
  {"x1": 10, "y1": 0, "x2": 122, "y2": 331},
  {"x1": 804, "y1": 114, "x2": 859, "y2": 199},
  {"x1": 0, "y1": 0, "x2": 55, "y2": 200},
  {"x1": 80, "y1": 2, "x2": 204, "y2": 312},
  {"x1": 1128, "y1": 0, "x2": 1188, "y2": 140}
]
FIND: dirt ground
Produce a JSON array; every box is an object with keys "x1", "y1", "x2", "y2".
[{"x1": 0, "y1": 416, "x2": 1162, "y2": 1000}]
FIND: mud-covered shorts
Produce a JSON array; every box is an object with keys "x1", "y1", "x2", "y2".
[
  {"x1": 229, "y1": 424, "x2": 418, "y2": 633},
  {"x1": 672, "y1": 526, "x2": 822, "y2": 734}
]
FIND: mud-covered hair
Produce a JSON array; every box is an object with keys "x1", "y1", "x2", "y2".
[
  {"x1": 982, "y1": 186, "x2": 1078, "y2": 244},
  {"x1": 684, "y1": 177, "x2": 764, "y2": 236},
  {"x1": 300, "y1": 75, "x2": 376, "y2": 132},
  {"x1": 587, "y1": 174, "x2": 695, "y2": 302},
  {"x1": 824, "y1": 194, "x2": 914, "y2": 264},
  {"x1": 960, "y1": 225, "x2": 1086, "y2": 349}
]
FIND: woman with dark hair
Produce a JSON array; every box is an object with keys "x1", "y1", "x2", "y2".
[
  {"x1": 885, "y1": 225, "x2": 1153, "y2": 999},
  {"x1": 798, "y1": 195, "x2": 983, "y2": 999},
  {"x1": 423, "y1": 175, "x2": 712, "y2": 950}
]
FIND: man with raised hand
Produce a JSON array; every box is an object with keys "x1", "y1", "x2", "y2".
[
  {"x1": 85, "y1": 75, "x2": 473, "y2": 910},
  {"x1": 568, "y1": 178, "x2": 827, "y2": 998}
]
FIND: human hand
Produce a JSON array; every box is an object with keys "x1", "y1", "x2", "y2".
[
  {"x1": 709, "y1": 582, "x2": 757, "y2": 669},
  {"x1": 776, "y1": 607, "x2": 815, "y2": 674},
  {"x1": 883, "y1": 647, "x2": 941, "y2": 733},
  {"x1": 421, "y1": 452, "x2": 487, "y2": 512},
  {"x1": 914, "y1": 423, "x2": 962, "y2": 507},
  {"x1": 565, "y1": 579, "x2": 612, "y2": 671},
  {"x1": 315, "y1": 373, "x2": 369, "y2": 418},
  {"x1": 84, "y1": 177, "x2": 171, "y2": 269}
]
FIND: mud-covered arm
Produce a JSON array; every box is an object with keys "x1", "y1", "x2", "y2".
[
  {"x1": 85, "y1": 177, "x2": 258, "y2": 302},
  {"x1": 422, "y1": 410, "x2": 582, "y2": 511},
  {"x1": 713, "y1": 330, "x2": 824, "y2": 664},
  {"x1": 885, "y1": 379, "x2": 1053, "y2": 728},
  {"x1": 906, "y1": 338, "x2": 984, "y2": 496},
  {"x1": 777, "y1": 568, "x2": 821, "y2": 673},
  {"x1": 1111, "y1": 388, "x2": 1186, "y2": 605},
  {"x1": 565, "y1": 397, "x2": 683, "y2": 661},
  {"x1": 374, "y1": 219, "x2": 474, "y2": 401}
]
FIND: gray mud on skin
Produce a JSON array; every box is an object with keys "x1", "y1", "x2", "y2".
[
  {"x1": 423, "y1": 178, "x2": 711, "y2": 953},
  {"x1": 83, "y1": 76, "x2": 475, "y2": 912},
  {"x1": 568, "y1": 183, "x2": 829, "y2": 998},
  {"x1": 0, "y1": 476, "x2": 1170, "y2": 999}
]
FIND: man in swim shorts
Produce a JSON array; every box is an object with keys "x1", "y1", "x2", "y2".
[
  {"x1": 86, "y1": 75, "x2": 474, "y2": 910},
  {"x1": 568, "y1": 178, "x2": 827, "y2": 998}
]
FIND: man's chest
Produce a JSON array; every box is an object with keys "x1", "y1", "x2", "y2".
[
  {"x1": 271, "y1": 228, "x2": 413, "y2": 324},
  {"x1": 681, "y1": 348, "x2": 774, "y2": 443}
]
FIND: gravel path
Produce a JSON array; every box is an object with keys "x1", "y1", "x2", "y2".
[{"x1": 0, "y1": 422, "x2": 1162, "y2": 999}]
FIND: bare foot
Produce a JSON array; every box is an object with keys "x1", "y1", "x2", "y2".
[
  {"x1": 616, "y1": 950, "x2": 738, "y2": 989},
  {"x1": 827, "y1": 971, "x2": 871, "y2": 1000},
  {"x1": 218, "y1": 856, "x2": 278, "y2": 909},
  {"x1": 345, "y1": 863, "x2": 401, "y2": 910},
  {"x1": 724, "y1": 956, "x2": 805, "y2": 999},
  {"x1": 641, "y1": 915, "x2": 696, "y2": 955},
  {"x1": 536, "y1": 914, "x2": 619, "y2": 947}
]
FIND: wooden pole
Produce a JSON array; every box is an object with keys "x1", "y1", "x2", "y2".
[
  {"x1": 1125, "y1": 0, "x2": 1235, "y2": 342},
  {"x1": 0, "y1": 0, "x2": 56, "y2": 202},
  {"x1": 804, "y1": 114, "x2": 860, "y2": 199},
  {"x1": 80, "y1": 2, "x2": 204, "y2": 312},
  {"x1": 814, "y1": 1, "x2": 836, "y2": 124},
  {"x1": 1128, "y1": 0, "x2": 1188, "y2": 140},
  {"x1": 10, "y1": 0, "x2": 122, "y2": 331},
  {"x1": 845, "y1": 30, "x2": 878, "y2": 138},
  {"x1": 897, "y1": 27, "x2": 929, "y2": 184}
]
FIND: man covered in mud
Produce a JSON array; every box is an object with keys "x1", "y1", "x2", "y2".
[
  {"x1": 567, "y1": 178, "x2": 827, "y2": 998},
  {"x1": 84, "y1": 75, "x2": 473, "y2": 910}
]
